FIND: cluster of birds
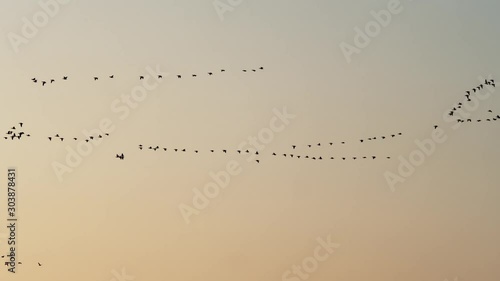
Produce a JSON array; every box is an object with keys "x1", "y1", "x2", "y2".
[
  {"x1": 291, "y1": 133, "x2": 403, "y2": 148},
  {"x1": 3, "y1": 123, "x2": 30, "y2": 140},
  {"x1": 31, "y1": 67, "x2": 264, "y2": 86},
  {"x1": 135, "y1": 145, "x2": 392, "y2": 163},
  {"x1": 47, "y1": 133, "x2": 110, "y2": 142},
  {"x1": 0, "y1": 255, "x2": 41, "y2": 267},
  {"x1": 447, "y1": 79, "x2": 495, "y2": 118},
  {"x1": 455, "y1": 110, "x2": 500, "y2": 123}
]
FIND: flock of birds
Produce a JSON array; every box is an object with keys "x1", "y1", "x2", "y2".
[
  {"x1": 134, "y1": 134, "x2": 404, "y2": 163},
  {"x1": 30, "y1": 67, "x2": 265, "y2": 86},
  {"x1": 447, "y1": 79, "x2": 496, "y2": 123},
  {"x1": 137, "y1": 145, "x2": 393, "y2": 163},
  {"x1": 2, "y1": 123, "x2": 30, "y2": 140}
]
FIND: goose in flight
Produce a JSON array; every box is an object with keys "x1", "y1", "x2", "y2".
[
  {"x1": 63, "y1": 76, "x2": 68, "y2": 80},
  {"x1": 42, "y1": 81, "x2": 46, "y2": 86},
  {"x1": 177, "y1": 75, "x2": 182, "y2": 78},
  {"x1": 94, "y1": 77, "x2": 98, "y2": 81},
  {"x1": 50, "y1": 79, "x2": 55, "y2": 83},
  {"x1": 139, "y1": 76, "x2": 144, "y2": 80},
  {"x1": 208, "y1": 72, "x2": 213, "y2": 76},
  {"x1": 158, "y1": 75, "x2": 162, "y2": 79},
  {"x1": 292, "y1": 145, "x2": 296, "y2": 149},
  {"x1": 116, "y1": 154, "x2": 124, "y2": 160}
]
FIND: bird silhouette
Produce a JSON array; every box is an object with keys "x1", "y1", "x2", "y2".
[
  {"x1": 259, "y1": 67, "x2": 264, "y2": 70},
  {"x1": 221, "y1": 69, "x2": 225, "y2": 72},
  {"x1": 292, "y1": 145, "x2": 296, "y2": 149},
  {"x1": 109, "y1": 75, "x2": 114, "y2": 78},
  {"x1": 94, "y1": 77, "x2": 98, "y2": 81},
  {"x1": 208, "y1": 72, "x2": 213, "y2": 76},
  {"x1": 177, "y1": 75, "x2": 182, "y2": 78},
  {"x1": 434, "y1": 125, "x2": 438, "y2": 129},
  {"x1": 19, "y1": 122, "x2": 23, "y2": 127},
  {"x1": 116, "y1": 153, "x2": 124, "y2": 160},
  {"x1": 42, "y1": 81, "x2": 46, "y2": 86},
  {"x1": 63, "y1": 76, "x2": 68, "y2": 80},
  {"x1": 256, "y1": 160, "x2": 260, "y2": 163},
  {"x1": 192, "y1": 74, "x2": 197, "y2": 77},
  {"x1": 50, "y1": 79, "x2": 55, "y2": 83},
  {"x1": 139, "y1": 76, "x2": 144, "y2": 80},
  {"x1": 38, "y1": 263, "x2": 42, "y2": 267},
  {"x1": 158, "y1": 75, "x2": 162, "y2": 79}
]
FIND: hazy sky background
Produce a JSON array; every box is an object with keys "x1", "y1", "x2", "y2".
[{"x1": 0, "y1": 0, "x2": 500, "y2": 280}]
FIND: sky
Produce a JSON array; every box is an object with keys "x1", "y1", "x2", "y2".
[{"x1": 0, "y1": 0, "x2": 499, "y2": 280}]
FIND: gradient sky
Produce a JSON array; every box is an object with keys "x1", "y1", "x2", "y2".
[{"x1": 1, "y1": 0, "x2": 500, "y2": 280}]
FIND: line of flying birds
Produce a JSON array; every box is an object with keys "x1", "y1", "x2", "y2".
[
  {"x1": 30, "y1": 67, "x2": 265, "y2": 86},
  {"x1": 136, "y1": 144, "x2": 393, "y2": 163}
]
